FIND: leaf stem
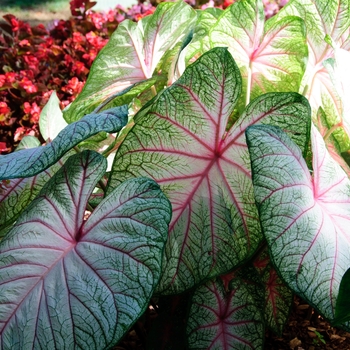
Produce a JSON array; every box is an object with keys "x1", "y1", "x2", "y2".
[
  {"x1": 101, "y1": 133, "x2": 118, "y2": 157},
  {"x1": 86, "y1": 203, "x2": 94, "y2": 212},
  {"x1": 98, "y1": 179, "x2": 106, "y2": 193},
  {"x1": 246, "y1": 62, "x2": 253, "y2": 106},
  {"x1": 151, "y1": 85, "x2": 157, "y2": 97},
  {"x1": 323, "y1": 122, "x2": 342, "y2": 141}
]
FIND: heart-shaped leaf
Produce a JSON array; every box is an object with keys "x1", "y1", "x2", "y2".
[
  {"x1": 180, "y1": 9, "x2": 221, "y2": 68},
  {"x1": 0, "y1": 150, "x2": 171, "y2": 349},
  {"x1": 0, "y1": 106, "x2": 128, "y2": 180},
  {"x1": 39, "y1": 91, "x2": 68, "y2": 142},
  {"x1": 254, "y1": 249, "x2": 293, "y2": 335},
  {"x1": 210, "y1": 0, "x2": 307, "y2": 111},
  {"x1": 108, "y1": 47, "x2": 311, "y2": 295},
  {"x1": 315, "y1": 106, "x2": 350, "y2": 176},
  {"x1": 16, "y1": 136, "x2": 41, "y2": 151},
  {"x1": 0, "y1": 171, "x2": 51, "y2": 238},
  {"x1": 271, "y1": 0, "x2": 350, "y2": 121},
  {"x1": 186, "y1": 277, "x2": 264, "y2": 349},
  {"x1": 246, "y1": 123, "x2": 350, "y2": 324},
  {"x1": 0, "y1": 151, "x2": 75, "y2": 239},
  {"x1": 64, "y1": 1, "x2": 196, "y2": 123}
]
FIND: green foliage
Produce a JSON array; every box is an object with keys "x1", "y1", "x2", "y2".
[{"x1": 1, "y1": 0, "x2": 350, "y2": 348}]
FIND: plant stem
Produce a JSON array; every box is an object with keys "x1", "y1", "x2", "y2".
[
  {"x1": 323, "y1": 122, "x2": 342, "y2": 141},
  {"x1": 98, "y1": 179, "x2": 106, "y2": 193},
  {"x1": 151, "y1": 85, "x2": 157, "y2": 96},
  {"x1": 86, "y1": 203, "x2": 94, "y2": 212},
  {"x1": 246, "y1": 62, "x2": 252, "y2": 106}
]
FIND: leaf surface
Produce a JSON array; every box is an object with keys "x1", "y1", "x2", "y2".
[
  {"x1": 0, "y1": 150, "x2": 171, "y2": 349},
  {"x1": 187, "y1": 278, "x2": 264, "y2": 349},
  {"x1": 254, "y1": 249, "x2": 293, "y2": 335},
  {"x1": 16, "y1": 136, "x2": 41, "y2": 151},
  {"x1": 64, "y1": 1, "x2": 196, "y2": 122},
  {"x1": 210, "y1": 0, "x2": 307, "y2": 111},
  {"x1": 271, "y1": 0, "x2": 350, "y2": 121},
  {"x1": 0, "y1": 151, "x2": 75, "y2": 238},
  {"x1": 246, "y1": 124, "x2": 350, "y2": 323},
  {"x1": 0, "y1": 106, "x2": 128, "y2": 180},
  {"x1": 39, "y1": 91, "x2": 68, "y2": 142},
  {"x1": 109, "y1": 47, "x2": 311, "y2": 295}
]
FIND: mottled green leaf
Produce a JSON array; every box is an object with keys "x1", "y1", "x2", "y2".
[
  {"x1": 254, "y1": 249, "x2": 293, "y2": 335},
  {"x1": 246, "y1": 124, "x2": 350, "y2": 325},
  {"x1": 187, "y1": 278, "x2": 264, "y2": 349},
  {"x1": 16, "y1": 136, "x2": 41, "y2": 151},
  {"x1": 0, "y1": 151, "x2": 171, "y2": 349},
  {"x1": 64, "y1": 1, "x2": 196, "y2": 123},
  {"x1": 271, "y1": 0, "x2": 350, "y2": 121},
  {"x1": 210, "y1": 0, "x2": 307, "y2": 111},
  {"x1": 39, "y1": 91, "x2": 67, "y2": 142},
  {"x1": 0, "y1": 106, "x2": 128, "y2": 180},
  {"x1": 109, "y1": 47, "x2": 311, "y2": 295},
  {"x1": 0, "y1": 151, "x2": 75, "y2": 238}
]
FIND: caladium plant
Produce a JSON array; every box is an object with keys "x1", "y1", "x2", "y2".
[{"x1": 1, "y1": 0, "x2": 350, "y2": 348}]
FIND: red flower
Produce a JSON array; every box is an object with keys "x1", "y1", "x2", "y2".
[
  {"x1": 0, "y1": 75, "x2": 5, "y2": 87},
  {"x1": 10, "y1": 17, "x2": 20, "y2": 32},
  {"x1": 5, "y1": 72, "x2": 17, "y2": 84},
  {"x1": 62, "y1": 77, "x2": 84, "y2": 96},
  {"x1": 0, "y1": 102, "x2": 11, "y2": 122},
  {"x1": 29, "y1": 103, "x2": 41, "y2": 124},
  {"x1": 223, "y1": 0, "x2": 234, "y2": 7},
  {"x1": 23, "y1": 102, "x2": 32, "y2": 114},
  {"x1": 23, "y1": 102, "x2": 41, "y2": 124},
  {"x1": 19, "y1": 39, "x2": 30, "y2": 47},
  {"x1": 72, "y1": 61, "x2": 89, "y2": 76},
  {"x1": 83, "y1": 48, "x2": 97, "y2": 66},
  {"x1": 72, "y1": 31, "x2": 85, "y2": 44},
  {"x1": 85, "y1": 31, "x2": 107, "y2": 50},
  {"x1": 64, "y1": 54, "x2": 74, "y2": 67},
  {"x1": 23, "y1": 55, "x2": 39, "y2": 73},
  {"x1": 90, "y1": 12, "x2": 104, "y2": 29},
  {"x1": 19, "y1": 77, "x2": 38, "y2": 93},
  {"x1": 0, "y1": 143, "x2": 11, "y2": 154},
  {"x1": 14, "y1": 126, "x2": 26, "y2": 142}
]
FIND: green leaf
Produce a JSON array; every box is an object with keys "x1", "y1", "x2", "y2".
[
  {"x1": 187, "y1": 277, "x2": 264, "y2": 349},
  {"x1": 246, "y1": 123, "x2": 350, "y2": 324},
  {"x1": 271, "y1": 0, "x2": 350, "y2": 121},
  {"x1": 39, "y1": 91, "x2": 67, "y2": 142},
  {"x1": 315, "y1": 106, "x2": 350, "y2": 175},
  {"x1": 182, "y1": 9, "x2": 220, "y2": 65},
  {"x1": 64, "y1": 1, "x2": 196, "y2": 123},
  {"x1": 210, "y1": 0, "x2": 307, "y2": 111},
  {"x1": 0, "y1": 151, "x2": 75, "y2": 237},
  {"x1": 15, "y1": 135, "x2": 41, "y2": 151},
  {"x1": 254, "y1": 249, "x2": 293, "y2": 335},
  {"x1": 109, "y1": 47, "x2": 311, "y2": 295},
  {"x1": 334, "y1": 268, "x2": 350, "y2": 325},
  {"x1": 0, "y1": 106, "x2": 128, "y2": 180},
  {"x1": 0, "y1": 171, "x2": 51, "y2": 237},
  {"x1": 0, "y1": 150, "x2": 171, "y2": 348}
]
